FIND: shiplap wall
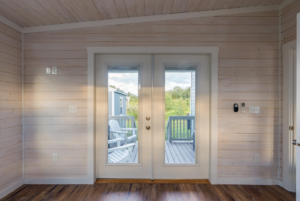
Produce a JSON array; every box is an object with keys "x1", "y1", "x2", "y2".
[
  {"x1": 281, "y1": 0, "x2": 300, "y2": 45},
  {"x1": 0, "y1": 22, "x2": 22, "y2": 191},
  {"x1": 24, "y1": 11, "x2": 279, "y2": 180},
  {"x1": 279, "y1": 0, "x2": 300, "y2": 182}
]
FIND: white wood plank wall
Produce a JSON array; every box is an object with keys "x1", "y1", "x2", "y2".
[
  {"x1": 281, "y1": 0, "x2": 300, "y2": 45},
  {"x1": 279, "y1": 0, "x2": 300, "y2": 182},
  {"x1": 24, "y1": 11, "x2": 279, "y2": 180},
  {"x1": 0, "y1": 22, "x2": 22, "y2": 191}
]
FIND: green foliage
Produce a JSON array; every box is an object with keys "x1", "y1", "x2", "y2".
[
  {"x1": 110, "y1": 85, "x2": 191, "y2": 123},
  {"x1": 127, "y1": 92, "x2": 138, "y2": 119},
  {"x1": 165, "y1": 87, "x2": 190, "y2": 121},
  {"x1": 109, "y1": 85, "x2": 126, "y2": 94}
]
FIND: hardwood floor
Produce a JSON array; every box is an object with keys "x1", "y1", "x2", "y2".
[{"x1": 1, "y1": 183, "x2": 296, "y2": 201}]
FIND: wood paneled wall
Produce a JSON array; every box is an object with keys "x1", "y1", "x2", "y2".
[
  {"x1": 281, "y1": 0, "x2": 300, "y2": 45},
  {"x1": 0, "y1": 22, "x2": 22, "y2": 191},
  {"x1": 24, "y1": 11, "x2": 279, "y2": 180}
]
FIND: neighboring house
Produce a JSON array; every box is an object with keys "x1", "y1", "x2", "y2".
[
  {"x1": 190, "y1": 72, "x2": 196, "y2": 116},
  {"x1": 108, "y1": 87, "x2": 129, "y2": 116}
]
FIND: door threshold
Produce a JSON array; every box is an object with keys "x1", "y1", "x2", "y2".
[{"x1": 95, "y1": 179, "x2": 210, "y2": 184}]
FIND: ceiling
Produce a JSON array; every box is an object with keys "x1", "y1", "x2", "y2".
[{"x1": 0, "y1": 0, "x2": 284, "y2": 28}]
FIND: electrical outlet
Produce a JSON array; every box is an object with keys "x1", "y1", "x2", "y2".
[
  {"x1": 46, "y1": 67, "x2": 51, "y2": 74},
  {"x1": 249, "y1": 106, "x2": 260, "y2": 113},
  {"x1": 53, "y1": 154, "x2": 58, "y2": 162},
  {"x1": 52, "y1": 66, "x2": 57, "y2": 74},
  {"x1": 69, "y1": 105, "x2": 77, "y2": 113},
  {"x1": 254, "y1": 154, "x2": 260, "y2": 162}
]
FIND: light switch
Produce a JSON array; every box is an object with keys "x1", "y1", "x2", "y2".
[
  {"x1": 52, "y1": 66, "x2": 57, "y2": 74},
  {"x1": 249, "y1": 106, "x2": 260, "y2": 113},
  {"x1": 69, "y1": 105, "x2": 77, "y2": 113},
  {"x1": 254, "y1": 154, "x2": 260, "y2": 162},
  {"x1": 53, "y1": 153, "x2": 58, "y2": 162},
  {"x1": 46, "y1": 67, "x2": 51, "y2": 74}
]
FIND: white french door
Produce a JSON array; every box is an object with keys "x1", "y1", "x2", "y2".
[
  {"x1": 96, "y1": 55, "x2": 152, "y2": 178},
  {"x1": 95, "y1": 54, "x2": 210, "y2": 179},
  {"x1": 153, "y1": 55, "x2": 210, "y2": 179}
]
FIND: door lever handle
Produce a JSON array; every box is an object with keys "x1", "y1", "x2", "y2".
[{"x1": 292, "y1": 140, "x2": 297, "y2": 145}]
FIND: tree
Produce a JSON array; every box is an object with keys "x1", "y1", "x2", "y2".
[
  {"x1": 165, "y1": 86, "x2": 191, "y2": 121},
  {"x1": 109, "y1": 85, "x2": 126, "y2": 94}
]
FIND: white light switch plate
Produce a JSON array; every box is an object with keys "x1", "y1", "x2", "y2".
[
  {"x1": 254, "y1": 154, "x2": 260, "y2": 162},
  {"x1": 46, "y1": 67, "x2": 51, "y2": 74},
  {"x1": 53, "y1": 153, "x2": 58, "y2": 162},
  {"x1": 249, "y1": 106, "x2": 260, "y2": 113},
  {"x1": 69, "y1": 105, "x2": 77, "y2": 113},
  {"x1": 52, "y1": 66, "x2": 57, "y2": 74}
]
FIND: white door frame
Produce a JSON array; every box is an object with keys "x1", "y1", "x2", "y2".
[
  {"x1": 86, "y1": 47, "x2": 219, "y2": 184},
  {"x1": 282, "y1": 39, "x2": 297, "y2": 191},
  {"x1": 296, "y1": 13, "x2": 300, "y2": 200}
]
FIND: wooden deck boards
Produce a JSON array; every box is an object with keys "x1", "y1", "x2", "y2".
[
  {"x1": 1, "y1": 184, "x2": 295, "y2": 201},
  {"x1": 113, "y1": 141, "x2": 195, "y2": 164},
  {"x1": 165, "y1": 141, "x2": 195, "y2": 164}
]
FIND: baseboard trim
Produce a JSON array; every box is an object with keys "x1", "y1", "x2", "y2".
[
  {"x1": 24, "y1": 177, "x2": 89, "y2": 185},
  {"x1": 218, "y1": 178, "x2": 279, "y2": 185},
  {"x1": 95, "y1": 179, "x2": 210, "y2": 184},
  {"x1": 278, "y1": 180, "x2": 283, "y2": 187},
  {"x1": 0, "y1": 179, "x2": 24, "y2": 200}
]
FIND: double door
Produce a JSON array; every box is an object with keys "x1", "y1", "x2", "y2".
[{"x1": 96, "y1": 54, "x2": 209, "y2": 179}]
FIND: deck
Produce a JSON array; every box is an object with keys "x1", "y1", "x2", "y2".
[{"x1": 122, "y1": 141, "x2": 195, "y2": 164}]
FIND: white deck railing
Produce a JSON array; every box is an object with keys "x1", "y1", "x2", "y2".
[{"x1": 108, "y1": 115, "x2": 136, "y2": 128}]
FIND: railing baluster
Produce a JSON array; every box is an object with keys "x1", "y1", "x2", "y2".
[
  {"x1": 177, "y1": 119, "x2": 178, "y2": 138},
  {"x1": 180, "y1": 119, "x2": 182, "y2": 139},
  {"x1": 173, "y1": 119, "x2": 175, "y2": 139},
  {"x1": 183, "y1": 119, "x2": 185, "y2": 138}
]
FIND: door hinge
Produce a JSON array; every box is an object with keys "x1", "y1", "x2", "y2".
[{"x1": 289, "y1": 126, "x2": 294, "y2": 130}]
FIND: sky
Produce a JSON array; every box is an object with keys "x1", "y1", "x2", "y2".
[{"x1": 108, "y1": 72, "x2": 191, "y2": 96}]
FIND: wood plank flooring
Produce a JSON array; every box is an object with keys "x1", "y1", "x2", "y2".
[{"x1": 1, "y1": 184, "x2": 295, "y2": 201}]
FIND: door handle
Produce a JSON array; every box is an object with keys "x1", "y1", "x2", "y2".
[
  {"x1": 292, "y1": 140, "x2": 300, "y2": 146},
  {"x1": 146, "y1": 126, "x2": 150, "y2": 130}
]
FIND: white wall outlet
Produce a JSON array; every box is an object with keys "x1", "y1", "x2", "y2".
[
  {"x1": 52, "y1": 66, "x2": 57, "y2": 74},
  {"x1": 53, "y1": 153, "x2": 58, "y2": 162},
  {"x1": 249, "y1": 106, "x2": 260, "y2": 113},
  {"x1": 254, "y1": 154, "x2": 260, "y2": 162},
  {"x1": 46, "y1": 67, "x2": 51, "y2": 74},
  {"x1": 69, "y1": 105, "x2": 77, "y2": 113}
]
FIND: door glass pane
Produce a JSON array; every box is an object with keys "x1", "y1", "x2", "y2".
[
  {"x1": 108, "y1": 66, "x2": 139, "y2": 163},
  {"x1": 165, "y1": 66, "x2": 196, "y2": 164}
]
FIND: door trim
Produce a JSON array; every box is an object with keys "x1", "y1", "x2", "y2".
[
  {"x1": 86, "y1": 47, "x2": 219, "y2": 184},
  {"x1": 282, "y1": 40, "x2": 297, "y2": 192}
]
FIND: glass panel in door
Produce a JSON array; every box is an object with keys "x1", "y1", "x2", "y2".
[
  {"x1": 107, "y1": 66, "x2": 139, "y2": 164},
  {"x1": 165, "y1": 66, "x2": 196, "y2": 164}
]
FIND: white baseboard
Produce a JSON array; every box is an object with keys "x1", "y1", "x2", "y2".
[
  {"x1": 218, "y1": 178, "x2": 279, "y2": 185},
  {"x1": 24, "y1": 177, "x2": 91, "y2": 185},
  {"x1": 278, "y1": 180, "x2": 283, "y2": 187},
  {"x1": 0, "y1": 179, "x2": 24, "y2": 200}
]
